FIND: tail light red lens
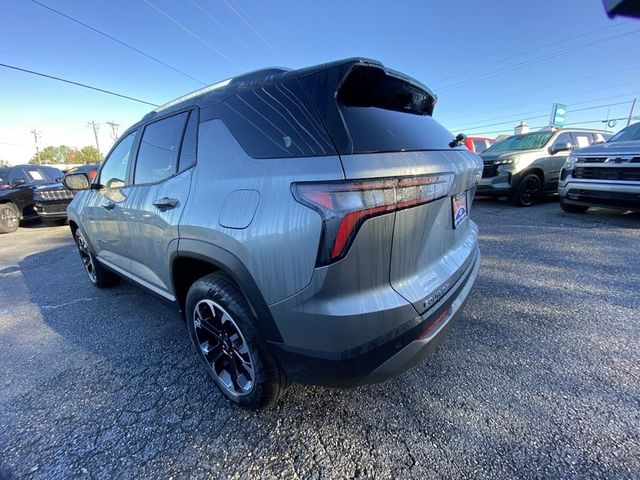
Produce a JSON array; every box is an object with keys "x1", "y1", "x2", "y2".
[{"x1": 293, "y1": 173, "x2": 453, "y2": 266}]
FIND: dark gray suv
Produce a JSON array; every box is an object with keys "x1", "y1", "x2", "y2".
[{"x1": 64, "y1": 58, "x2": 482, "y2": 408}]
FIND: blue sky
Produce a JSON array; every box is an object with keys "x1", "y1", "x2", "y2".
[{"x1": 1, "y1": 0, "x2": 639, "y2": 163}]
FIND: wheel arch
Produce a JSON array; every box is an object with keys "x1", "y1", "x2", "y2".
[
  {"x1": 518, "y1": 167, "x2": 545, "y2": 184},
  {"x1": 0, "y1": 200, "x2": 20, "y2": 217},
  {"x1": 171, "y1": 239, "x2": 283, "y2": 343}
]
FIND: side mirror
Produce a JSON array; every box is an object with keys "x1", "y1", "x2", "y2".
[
  {"x1": 550, "y1": 142, "x2": 572, "y2": 155},
  {"x1": 11, "y1": 177, "x2": 26, "y2": 188},
  {"x1": 63, "y1": 172, "x2": 91, "y2": 191}
]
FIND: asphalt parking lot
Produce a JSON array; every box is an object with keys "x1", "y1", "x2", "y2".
[{"x1": 1, "y1": 199, "x2": 639, "y2": 479}]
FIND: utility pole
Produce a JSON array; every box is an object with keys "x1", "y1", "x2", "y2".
[
  {"x1": 627, "y1": 98, "x2": 637, "y2": 127},
  {"x1": 87, "y1": 121, "x2": 101, "y2": 159},
  {"x1": 30, "y1": 129, "x2": 41, "y2": 164},
  {"x1": 106, "y1": 121, "x2": 120, "y2": 142}
]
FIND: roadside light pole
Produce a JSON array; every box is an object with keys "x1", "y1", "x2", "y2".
[
  {"x1": 87, "y1": 121, "x2": 101, "y2": 159},
  {"x1": 627, "y1": 98, "x2": 637, "y2": 127},
  {"x1": 30, "y1": 129, "x2": 41, "y2": 164},
  {"x1": 106, "y1": 121, "x2": 120, "y2": 142}
]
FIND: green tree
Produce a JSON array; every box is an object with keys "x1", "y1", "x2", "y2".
[
  {"x1": 0, "y1": 159, "x2": 10, "y2": 168},
  {"x1": 29, "y1": 145, "x2": 81, "y2": 165},
  {"x1": 76, "y1": 146, "x2": 101, "y2": 164},
  {"x1": 30, "y1": 146, "x2": 59, "y2": 164}
]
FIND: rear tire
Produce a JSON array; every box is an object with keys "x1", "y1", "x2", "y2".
[
  {"x1": 74, "y1": 229, "x2": 120, "y2": 288},
  {"x1": 0, "y1": 203, "x2": 19, "y2": 234},
  {"x1": 560, "y1": 200, "x2": 589, "y2": 213},
  {"x1": 510, "y1": 173, "x2": 542, "y2": 207},
  {"x1": 186, "y1": 273, "x2": 289, "y2": 409}
]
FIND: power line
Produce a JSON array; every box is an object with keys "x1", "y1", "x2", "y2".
[
  {"x1": 447, "y1": 83, "x2": 640, "y2": 131},
  {"x1": 437, "y1": 28, "x2": 640, "y2": 94},
  {"x1": 219, "y1": 0, "x2": 282, "y2": 58},
  {"x1": 438, "y1": 64, "x2": 640, "y2": 114},
  {"x1": 450, "y1": 101, "x2": 634, "y2": 133},
  {"x1": 465, "y1": 116, "x2": 636, "y2": 136},
  {"x1": 0, "y1": 142, "x2": 34, "y2": 148},
  {"x1": 189, "y1": 0, "x2": 253, "y2": 50},
  {"x1": 142, "y1": 0, "x2": 239, "y2": 67},
  {"x1": 430, "y1": 20, "x2": 631, "y2": 86},
  {"x1": 449, "y1": 98, "x2": 633, "y2": 132},
  {"x1": 0, "y1": 62, "x2": 159, "y2": 106},
  {"x1": 31, "y1": 0, "x2": 206, "y2": 85}
]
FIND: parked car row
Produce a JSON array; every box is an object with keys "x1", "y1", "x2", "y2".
[
  {"x1": 475, "y1": 124, "x2": 638, "y2": 212},
  {"x1": 0, "y1": 163, "x2": 99, "y2": 233},
  {"x1": 559, "y1": 122, "x2": 640, "y2": 213}
]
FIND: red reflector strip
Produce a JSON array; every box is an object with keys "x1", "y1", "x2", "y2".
[
  {"x1": 418, "y1": 308, "x2": 450, "y2": 339},
  {"x1": 331, "y1": 204, "x2": 394, "y2": 258}
]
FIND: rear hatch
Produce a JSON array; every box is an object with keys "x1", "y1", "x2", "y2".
[{"x1": 299, "y1": 59, "x2": 481, "y2": 313}]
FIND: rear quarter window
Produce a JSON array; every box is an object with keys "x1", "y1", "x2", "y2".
[{"x1": 207, "y1": 79, "x2": 335, "y2": 159}]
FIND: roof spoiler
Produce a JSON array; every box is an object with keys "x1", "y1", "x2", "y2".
[{"x1": 296, "y1": 58, "x2": 437, "y2": 155}]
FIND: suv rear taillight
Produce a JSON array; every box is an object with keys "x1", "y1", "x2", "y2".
[{"x1": 293, "y1": 173, "x2": 453, "y2": 266}]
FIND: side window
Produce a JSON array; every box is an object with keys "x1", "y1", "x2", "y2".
[
  {"x1": 39, "y1": 166, "x2": 63, "y2": 182},
  {"x1": 99, "y1": 131, "x2": 136, "y2": 189},
  {"x1": 472, "y1": 139, "x2": 489, "y2": 153},
  {"x1": 178, "y1": 111, "x2": 198, "y2": 171},
  {"x1": 9, "y1": 167, "x2": 27, "y2": 183},
  {"x1": 24, "y1": 168, "x2": 47, "y2": 182},
  {"x1": 551, "y1": 132, "x2": 573, "y2": 151},
  {"x1": 572, "y1": 132, "x2": 592, "y2": 149},
  {"x1": 134, "y1": 112, "x2": 188, "y2": 184}
]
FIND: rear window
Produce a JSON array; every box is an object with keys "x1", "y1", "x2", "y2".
[
  {"x1": 0, "y1": 168, "x2": 7, "y2": 183},
  {"x1": 337, "y1": 66, "x2": 454, "y2": 154},
  {"x1": 472, "y1": 139, "x2": 491, "y2": 153},
  {"x1": 212, "y1": 79, "x2": 335, "y2": 159}
]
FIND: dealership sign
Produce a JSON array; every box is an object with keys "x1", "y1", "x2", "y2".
[{"x1": 550, "y1": 103, "x2": 567, "y2": 127}]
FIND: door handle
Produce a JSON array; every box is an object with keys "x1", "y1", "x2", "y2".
[
  {"x1": 101, "y1": 201, "x2": 116, "y2": 210},
  {"x1": 152, "y1": 197, "x2": 178, "y2": 210}
]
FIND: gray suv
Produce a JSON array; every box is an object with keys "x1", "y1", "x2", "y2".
[
  {"x1": 64, "y1": 58, "x2": 482, "y2": 408},
  {"x1": 559, "y1": 122, "x2": 640, "y2": 213},
  {"x1": 477, "y1": 128, "x2": 611, "y2": 206}
]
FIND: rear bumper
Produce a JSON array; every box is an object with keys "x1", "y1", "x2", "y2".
[
  {"x1": 269, "y1": 247, "x2": 480, "y2": 387},
  {"x1": 559, "y1": 180, "x2": 640, "y2": 211}
]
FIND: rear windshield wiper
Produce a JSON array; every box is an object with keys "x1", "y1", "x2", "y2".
[{"x1": 449, "y1": 133, "x2": 466, "y2": 148}]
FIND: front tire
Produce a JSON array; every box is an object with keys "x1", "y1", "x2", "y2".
[
  {"x1": 74, "y1": 229, "x2": 120, "y2": 288},
  {"x1": 0, "y1": 203, "x2": 19, "y2": 234},
  {"x1": 186, "y1": 273, "x2": 289, "y2": 409},
  {"x1": 510, "y1": 173, "x2": 542, "y2": 207},
  {"x1": 560, "y1": 200, "x2": 589, "y2": 213}
]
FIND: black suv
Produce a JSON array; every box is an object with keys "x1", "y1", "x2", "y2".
[
  {"x1": 0, "y1": 164, "x2": 63, "y2": 234},
  {"x1": 34, "y1": 164, "x2": 100, "y2": 226}
]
